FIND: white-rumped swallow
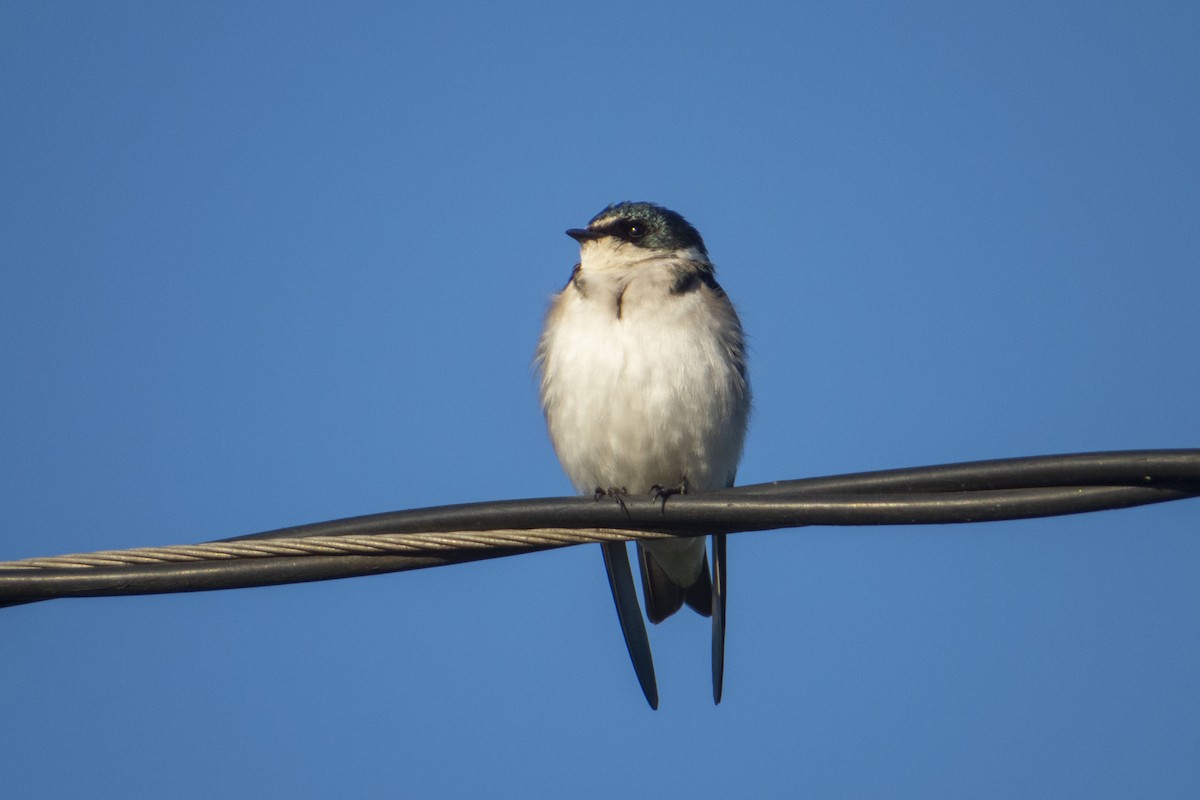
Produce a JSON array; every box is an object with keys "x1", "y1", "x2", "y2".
[{"x1": 536, "y1": 201, "x2": 750, "y2": 708}]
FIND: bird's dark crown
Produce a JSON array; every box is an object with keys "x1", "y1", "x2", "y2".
[{"x1": 577, "y1": 201, "x2": 708, "y2": 256}]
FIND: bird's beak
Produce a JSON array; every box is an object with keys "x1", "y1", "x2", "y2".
[{"x1": 566, "y1": 228, "x2": 605, "y2": 243}]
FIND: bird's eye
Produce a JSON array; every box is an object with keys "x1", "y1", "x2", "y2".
[{"x1": 626, "y1": 222, "x2": 646, "y2": 240}]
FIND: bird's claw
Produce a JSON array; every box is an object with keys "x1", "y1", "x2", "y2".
[
  {"x1": 594, "y1": 486, "x2": 630, "y2": 514},
  {"x1": 649, "y1": 478, "x2": 689, "y2": 511}
]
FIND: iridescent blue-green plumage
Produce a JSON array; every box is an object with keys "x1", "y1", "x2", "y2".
[{"x1": 575, "y1": 201, "x2": 709, "y2": 256}]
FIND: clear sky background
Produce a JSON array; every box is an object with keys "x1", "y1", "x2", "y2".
[{"x1": 2, "y1": 2, "x2": 1198, "y2": 798}]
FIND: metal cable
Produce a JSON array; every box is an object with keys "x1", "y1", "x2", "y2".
[
  {"x1": 5, "y1": 528, "x2": 671, "y2": 570},
  {"x1": 2, "y1": 449, "x2": 1197, "y2": 608}
]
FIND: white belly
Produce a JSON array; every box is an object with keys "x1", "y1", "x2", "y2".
[
  {"x1": 539, "y1": 289, "x2": 746, "y2": 496},
  {"x1": 537, "y1": 256, "x2": 750, "y2": 586}
]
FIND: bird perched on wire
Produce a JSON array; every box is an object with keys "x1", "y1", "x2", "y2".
[{"x1": 535, "y1": 201, "x2": 751, "y2": 708}]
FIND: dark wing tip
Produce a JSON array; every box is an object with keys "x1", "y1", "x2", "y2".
[
  {"x1": 600, "y1": 542, "x2": 660, "y2": 709},
  {"x1": 712, "y1": 534, "x2": 727, "y2": 705}
]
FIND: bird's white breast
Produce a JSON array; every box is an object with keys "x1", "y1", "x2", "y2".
[{"x1": 537, "y1": 253, "x2": 748, "y2": 497}]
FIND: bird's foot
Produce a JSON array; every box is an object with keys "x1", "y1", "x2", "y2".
[
  {"x1": 649, "y1": 478, "x2": 689, "y2": 511},
  {"x1": 594, "y1": 486, "x2": 630, "y2": 514}
]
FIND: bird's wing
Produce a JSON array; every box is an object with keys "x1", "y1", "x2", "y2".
[
  {"x1": 600, "y1": 541, "x2": 659, "y2": 709},
  {"x1": 711, "y1": 533, "x2": 727, "y2": 705}
]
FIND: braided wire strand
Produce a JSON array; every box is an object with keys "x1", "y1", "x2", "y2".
[
  {"x1": 2, "y1": 450, "x2": 1197, "y2": 606},
  {"x1": 2, "y1": 528, "x2": 672, "y2": 571}
]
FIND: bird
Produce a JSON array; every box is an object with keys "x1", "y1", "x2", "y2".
[{"x1": 535, "y1": 201, "x2": 751, "y2": 708}]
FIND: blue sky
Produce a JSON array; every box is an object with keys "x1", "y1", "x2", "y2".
[{"x1": 2, "y1": 2, "x2": 1198, "y2": 797}]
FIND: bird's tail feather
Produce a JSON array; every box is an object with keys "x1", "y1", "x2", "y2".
[{"x1": 637, "y1": 543, "x2": 713, "y2": 624}]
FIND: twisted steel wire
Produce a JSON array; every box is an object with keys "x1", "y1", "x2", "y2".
[{"x1": 2, "y1": 449, "x2": 1197, "y2": 608}]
